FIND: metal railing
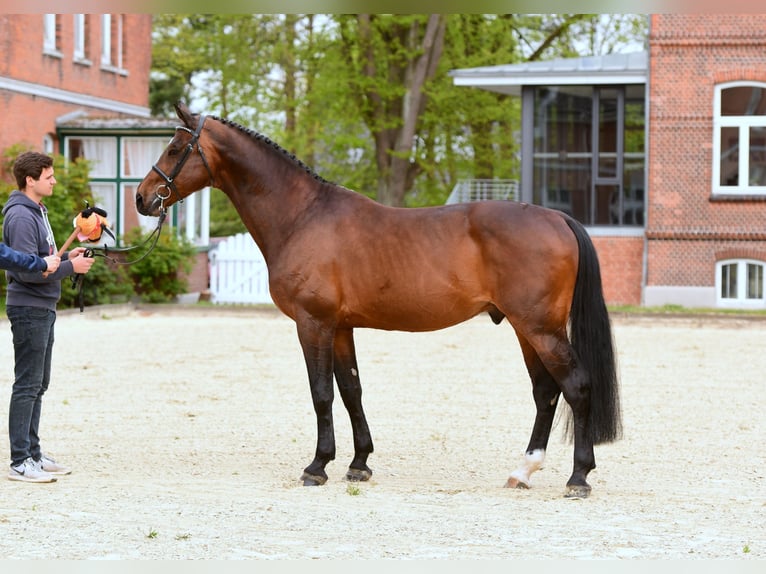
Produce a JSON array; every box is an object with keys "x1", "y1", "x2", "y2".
[{"x1": 445, "y1": 179, "x2": 519, "y2": 204}]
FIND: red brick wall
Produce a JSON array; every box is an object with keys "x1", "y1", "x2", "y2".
[
  {"x1": 647, "y1": 14, "x2": 766, "y2": 288},
  {"x1": 593, "y1": 236, "x2": 644, "y2": 306},
  {"x1": 0, "y1": 14, "x2": 152, "y2": 154}
]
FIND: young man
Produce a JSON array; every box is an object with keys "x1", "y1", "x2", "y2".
[{"x1": 4, "y1": 151, "x2": 95, "y2": 483}]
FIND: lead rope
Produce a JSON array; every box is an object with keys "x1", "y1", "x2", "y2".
[{"x1": 71, "y1": 209, "x2": 168, "y2": 312}]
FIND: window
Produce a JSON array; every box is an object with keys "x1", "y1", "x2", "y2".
[
  {"x1": 100, "y1": 14, "x2": 124, "y2": 71},
  {"x1": 73, "y1": 14, "x2": 89, "y2": 62},
  {"x1": 528, "y1": 84, "x2": 645, "y2": 226},
  {"x1": 713, "y1": 82, "x2": 766, "y2": 195},
  {"x1": 716, "y1": 259, "x2": 766, "y2": 308},
  {"x1": 43, "y1": 14, "x2": 60, "y2": 55},
  {"x1": 63, "y1": 133, "x2": 209, "y2": 247},
  {"x1": 100, "y1": 15, "x2": 111, "y2": 66}
]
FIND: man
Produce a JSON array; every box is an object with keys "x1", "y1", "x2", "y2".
[{"x1": 4, "y1": 151, "x2": 95, "y2": 483}]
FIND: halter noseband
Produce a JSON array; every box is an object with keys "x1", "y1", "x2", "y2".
[{"x1": 151, "y1": 114, "x2": 214, "y2": 208}]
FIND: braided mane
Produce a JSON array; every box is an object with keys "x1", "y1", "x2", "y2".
[{"x1": 208, "y1": 114, "x2": 327, "y2": 184}]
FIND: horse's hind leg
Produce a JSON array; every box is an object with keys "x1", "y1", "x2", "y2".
[
  {"x1": 505, "y1": 335, "x2": 561, "y2": 490},
  {"x1": 333, "y1": 327, "x2": 374, "y2": 482},
  {"x1": 526, "y1": 331, "x2": 596, "y2": 498}
]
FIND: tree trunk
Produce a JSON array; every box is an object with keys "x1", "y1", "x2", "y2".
[{"x1": 358, "y1": 14, "x2": 446, "y2": 206}]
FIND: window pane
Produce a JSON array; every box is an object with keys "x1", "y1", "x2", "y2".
[
  {"x1": 534, "y1": 157, "x2": 589, "y2": 220},
  {"x1": 720, "y1": 127, "x2": 739, "y2": 186},
  {"x1": 747, "y1": 263, "x2": 763, "y2": 299},
  {"x1": 598, "y1": 88, "x2": 618, "y2": 178},
  {"x1": 74, "y1": 14, "x2": 85, "y2": 60},
  {"x1": 625, "y1": 92, "x2": 645, "y2": 154},
  {"x1": 533, "y1": 86, "x2": 592, "y2": 154},
  {"x1": 622, "y1": 161, "x2": 644, "y2": 225},
  {"x1": 749, "y1": 126, "x2": 766, "y2": 186},
  {"x1": 720, "y1": 86, "x2": 766, "y2": 116},
  {"x1": 88, "y1": 183, "x2": 117, "y2": 246},
  {"x1": 71, "y1": 137, "x2": 116, "y2": 177},
  {"x1": 122, "y1": 138, "x2": 169, "y2": 177},
  {"x1": 43, "y1": 14, "x2": 57, "y2": 51},
  {"x1": 597, "y1": 185, "x2": 619, "y2": 225},
  {"x1": 721, "y1": 263, "x2": 737, "y2": 299}
]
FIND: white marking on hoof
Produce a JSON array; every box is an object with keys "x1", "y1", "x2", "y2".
[{"x1": 507, "y1": 448, "x2": 546, "y2": 488}]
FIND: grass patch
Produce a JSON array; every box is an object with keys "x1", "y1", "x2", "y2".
[
  {"x1": 609, "y1": 304, "x2": 766, "y2": 317},
  {"x1": 346, "y1": 483, "x2": 362, "y2": 496}
]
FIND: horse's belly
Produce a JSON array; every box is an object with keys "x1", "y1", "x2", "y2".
[{"x1": 344, "y1": 291, "x2": 488, "y2": 332}]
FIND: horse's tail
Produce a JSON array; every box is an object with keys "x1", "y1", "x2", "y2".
[{"x1": 563, "y1": 217, "x2": 623, "y2": 445}]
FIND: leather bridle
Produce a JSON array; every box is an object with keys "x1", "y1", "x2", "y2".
[{"x1": 151, "y1": 114, "x2": 214, "y2": 210}]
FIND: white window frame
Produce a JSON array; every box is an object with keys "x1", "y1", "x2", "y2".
[
  {"x1": 73, "y1": 14, "x2": 87, "y2": 62},
  {"x1": 712, "y1": 81, "x2": 766, "y2": 196},
  {"x1": 716, "y1": 258, "x2": 766, "y2": 309},
  {"x1": 100, "y1": 14, "x2": 124, "y2": 71},
  {"x1": 100, "y1": 14, "x2": 112, "y2": 66},
  {"x1": 43, "y1": 14, "x2": 59, "y2": 55}
]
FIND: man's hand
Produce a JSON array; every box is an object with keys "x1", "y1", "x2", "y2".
[{"x1": 70, "y1": 251, "x2": 95, "y2": 275}]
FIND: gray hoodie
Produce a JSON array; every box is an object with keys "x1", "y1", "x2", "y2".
[{"x1": 2, "y1": 190, "x2": 77, "y2": 310}]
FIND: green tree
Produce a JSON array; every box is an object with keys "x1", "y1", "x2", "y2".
[{"x1": 150, "y1": 14, "x2": 648, "y2": 212}]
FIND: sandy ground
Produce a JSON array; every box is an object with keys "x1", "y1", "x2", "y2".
[{"x1": 0, "y1": 304, "x2": 763, "y2": 560}]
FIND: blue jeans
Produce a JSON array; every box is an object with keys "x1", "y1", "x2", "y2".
[{"x1": 7, "y1": 306, "x2": 56, "y2": 466}]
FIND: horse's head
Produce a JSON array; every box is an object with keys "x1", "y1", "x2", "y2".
[{"x1": 135, "y1": 101, "x2": 215, "y2": 216}]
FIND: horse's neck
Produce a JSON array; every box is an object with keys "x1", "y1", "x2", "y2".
[{"x1": 222, "y1": 168, "x2": 325, "y2": 262}]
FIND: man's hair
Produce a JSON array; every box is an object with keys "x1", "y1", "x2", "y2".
[{"x1": 12, "y1": 151, "x2": 54, "y2": 190}]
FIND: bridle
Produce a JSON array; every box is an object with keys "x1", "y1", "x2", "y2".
[{"x1": 151, "y1": 114, "x2": 215, "y2": 211}]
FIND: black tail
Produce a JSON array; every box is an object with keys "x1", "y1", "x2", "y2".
[{"x1": 563, "y1": 217, "x2": 623, "y2": 444}]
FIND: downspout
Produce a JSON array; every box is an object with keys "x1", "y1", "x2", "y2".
[{"x1": 641, "y1": 15, "x2": 651, "y2": 306}]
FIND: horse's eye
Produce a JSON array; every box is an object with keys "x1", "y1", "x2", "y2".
[{"x1": 167, "y1": 147, "x2": 179, "y2": 157}]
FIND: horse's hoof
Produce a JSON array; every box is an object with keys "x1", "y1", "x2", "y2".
[
  {"x1": 346, "y1": 467, "x2": 372, "y2": 482},
  {"x1": 300, "y1": 472, "x2": 327, "y2": 486},
  {"x1": 504, "y1": 477, "x2": 530, "y2": 490},
  {"x1": 564, "y1": 484, "x2": 591, "y2": 498}
]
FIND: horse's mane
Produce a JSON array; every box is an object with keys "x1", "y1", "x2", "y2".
[{"x1": 208, "y1": 114, "x2": 328, "y2": 184}]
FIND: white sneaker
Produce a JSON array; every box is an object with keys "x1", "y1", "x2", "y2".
[
  {"x1": 39, "y1": 454, "x2": 71, "y2": 476},
  {"x1": 8, "y1": 457, "x2": 57, "y2": 483}
]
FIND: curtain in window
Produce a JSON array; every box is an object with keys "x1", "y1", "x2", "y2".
[
  {"x1": 123, "y1": 139, "x2": 167, "y2": 178},
  {"x1": 81, "y1": 138, "x2": 117, "y2": 177},
  {"x1": 88, "y1": 183, "x2": 117, "y2": 246}
]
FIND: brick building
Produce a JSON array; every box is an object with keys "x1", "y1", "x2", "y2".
[
  {"x1": 0, "y1": 14, "x2": 209, "y2": 293},
  {"x1": 646, "y1": 14, "x2": 766, "y2": 309},
  {"x1": 452, "y1": 14, "x2": 766, "y2": 310}
]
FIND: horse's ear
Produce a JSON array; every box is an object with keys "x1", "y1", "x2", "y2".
[{"x1": 174, "y1": 101, "x2": 195, "y2": 128}]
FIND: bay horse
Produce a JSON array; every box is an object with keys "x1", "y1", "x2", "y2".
[{"x1": 136, "y1": 102, "x2": 622, "y2": 498}]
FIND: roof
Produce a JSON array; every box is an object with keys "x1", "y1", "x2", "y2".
[
  {"x1": 55, "y1": 109, "x2": 177, "y2": 134},
  {"x1": 449, "y1": 50, "x2": 647, "y2": 96}
]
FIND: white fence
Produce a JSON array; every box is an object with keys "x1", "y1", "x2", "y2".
[{"x1": 208, "y1": 233, "x2": 273, "y2": 304}]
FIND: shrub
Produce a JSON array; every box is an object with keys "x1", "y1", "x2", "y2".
[{"x1": 122, "y1": 226, "x2": 197, "y2": 303}]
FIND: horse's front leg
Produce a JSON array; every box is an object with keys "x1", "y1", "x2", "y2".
[
  {"x1": 296, "y1": 318, "x2": 336, "y2": 486},
  {"x1": 333, "y1": 327, "x2": 373, "y2": 482}
]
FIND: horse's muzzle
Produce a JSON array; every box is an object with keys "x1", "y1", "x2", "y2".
[{"x1": 134, "y1": 192, "x2": 156, "y2": 216}]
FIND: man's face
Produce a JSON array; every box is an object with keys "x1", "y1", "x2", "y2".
[{"x1": 27, "y1": 166, "x2": 56, "y2": 200}]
